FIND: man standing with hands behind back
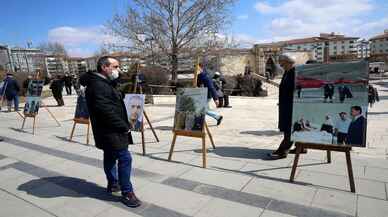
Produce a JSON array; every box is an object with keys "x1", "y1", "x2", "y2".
[{"x1": 80, "y1": 56, "x2": 141, "y2": 208}]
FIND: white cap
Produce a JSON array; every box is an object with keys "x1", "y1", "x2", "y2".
[{"x1": 278, "y1": 54, "x2": 296, "y2": 64}]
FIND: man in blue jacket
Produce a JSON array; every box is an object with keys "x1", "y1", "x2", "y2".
[
  {"x1": 197, "y1": 62, "x2": 223, "y2": 126},
  {"x1": 2, "y1": 73, "x2": 20, "y2": 112}
]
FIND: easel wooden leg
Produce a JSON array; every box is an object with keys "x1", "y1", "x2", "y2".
[
  {"x1": 345, "y1": 150, "x2": 356, "y2": 193},
  {"x1": 41, "y1": 103, "x2": 61, "y2": 126},
  {"x1": 168, "y1": 133, "x2": 177, "y2": 161},
  {"x1": 205, "y1": 123, "x2": 216, "y2": 149},
  {"x1": 21, "y1": 117, "x2": 27, "y2": 129},
  {"x1": 327, "y1": 150, "x2": 332, "y2": 163},
  {"x1": 86, "y1": 122, "x2": 90, "y2": 145},
  {"x1": 16, "y1": 111, "x2": 24, "y2": 119},
  {"x1": 143, "y1": 111, "x2": 159, "y2": 142},
  {"x1": 290, "y1": 144, "x2": 302, "y2": 182},
  {"x1": 202, "y1": 135, "x2": 207, "y2": 168},
  {"x1": 69, "y1": 121, "x2": 76, "y2": 141},
  {"x1": 141, "y1": 122, "x2": 146, "y2": 156},
  {"x1": 32, "y1": 117, "x2": 36, "y2": 135}
]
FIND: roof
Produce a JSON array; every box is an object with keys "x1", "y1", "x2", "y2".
[{"x1": 370, "y1": 32, "x2": 388, "y2": 41}]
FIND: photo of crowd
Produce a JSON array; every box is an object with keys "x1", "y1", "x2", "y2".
[
  {"x1": 294, "y1": 61, "x2": 368, "y2": 105},
  {"x1": 174, "y1": 88, "x2": 207, "y2": 132},
  {"x1": 27, "y1": 80, "x2": 44, "y2": 97}
]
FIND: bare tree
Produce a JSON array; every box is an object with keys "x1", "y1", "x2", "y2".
[
  {"x1": 107, "y1": 0, "x2": 235, "y2": 80},
  {"x1": 38, "y1": 42, "x2": 68, "y2": 57}
]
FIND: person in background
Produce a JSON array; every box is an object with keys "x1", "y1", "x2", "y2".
[
  {"x1": 50, "y1": 75, "x2": 65, "y2": 106},
  {"x1": 23, "y1": 75, "x2": 32, "y2": 96},
  {"x1": 335, "y1": 112, "x2": 351, "y2": 144},
  {"x1": 64, "y1": 73, "x2": 73, "y2": 95},
  {"x1": 80, "y1": 56, "x2": 140, "y2": 208},
  {"x1": 320, "y1": 115, "x2": 334, "y2": 134},
  {"x1": 2, "y1": 73, "x2": 20, "y2": 112},
  {"x1": 197, "y1": 62, "x2": 223, "y2": 126}
]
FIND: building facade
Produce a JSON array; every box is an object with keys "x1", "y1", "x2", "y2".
[{"x1": 370, "y1": 30, "x2": 388, "y2": 56}]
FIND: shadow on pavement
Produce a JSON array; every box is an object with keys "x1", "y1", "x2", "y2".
[
  {"x1": 194, "y1": 146, "x2": 274, "y2": 160},
  {"x1": 17, "y1": 176, "x2": 119, "y2": 202},
  {"x1": 55, "y1": 135, "x2": 90, "y2": 147},
  {"x1": 240, "y1": 130, "x2": 282, "y2": 137}
]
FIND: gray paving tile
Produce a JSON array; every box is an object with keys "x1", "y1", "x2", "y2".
[
  {"x1": 267, "y1": 200, "x2": 352, "y2": 217},
  {"x1": 161, "y1": 177, "x2": 200, "y2": 191},
  {"x1": 194, "y1": 184, "x2": 271, "y2": 209}
]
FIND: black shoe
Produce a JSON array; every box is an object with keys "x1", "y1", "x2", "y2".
[
  {"x1": 0, "y1": 137, "x2": 3, "y2": 142},
  {"x1": 289, "y1": 148, "x2": 307, "y2": 154},
  {"x1": 121, "y1": 192, "x2": 142, "y2": 208},
  {"x1": 224, "y1": 105, "x2": 232, "y2": 108},
  {"x1": 217, "y1": 116, "x2": 223, "y2": 126},
  {"x1": 107, "y1": 183, "x2": 120, "y2": 194},
  {"x1": 267, "y1": 152, "x2": 287, "y2": 160}
]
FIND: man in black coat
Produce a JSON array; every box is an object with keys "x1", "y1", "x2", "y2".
[
  {"x1": 80, "y1": 56, "x2": 141, "y2": 208},
  {"x1": 346, "y1": 106, "x2": 366, "y2": 147},
  {"x1": 269, "y1": 55, "x2": 298, "y2": 159},
  {"x1": 50, "y1": 75, "x2": 65, "y2": 106}
]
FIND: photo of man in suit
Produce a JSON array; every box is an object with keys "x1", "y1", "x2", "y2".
[{"x1": 346, "y1": 106, "x2": 366, "y2": 147}]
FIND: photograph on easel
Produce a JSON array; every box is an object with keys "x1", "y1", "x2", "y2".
[
  {"x1": 74, "y1": 91, "x2": 89, "y2": 119},
  {"x1": 23, "y1": 97, "x2": 41, "y2": 115},
  {"x1": 124, "y1": 94, "x2": 145, "y2": 132},
  {"x1": 291, "y1": 61, "x2": 369, "y2": 147},
  {"x1": 27, "y1": 80, "x2": 44, "y2": 97},
  {"x1": 174, "y1": 88, "x2": 207, "y2": 132}
]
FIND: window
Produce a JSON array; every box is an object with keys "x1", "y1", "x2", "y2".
[
  {"x1": 350, "y1": 41, "x2": 354, "y2": 43},
  {"x1": 342, "y1": 46, "x2": 345, "y2": 49},
  {"x1": 334, "y1": 51, "x2": 337, "y2": 55},
  {"x1": 333, "y1": 46, "x2": 337, "y2": 50},
  {"x1": 342, "y1": 41, "x2": 345, "y2": 43}
]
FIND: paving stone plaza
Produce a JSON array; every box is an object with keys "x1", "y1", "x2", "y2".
[{"x1": 1, "y1": 79, "x2": 388, "y2": 217}]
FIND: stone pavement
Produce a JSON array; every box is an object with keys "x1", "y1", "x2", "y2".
[{"x1": 0, "y1": 80, "x2": 388, "y2": 217}]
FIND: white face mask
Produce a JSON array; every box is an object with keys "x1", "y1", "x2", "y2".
[{"x1": 108, "y1": 69, "x2": 120, "y2": 80}]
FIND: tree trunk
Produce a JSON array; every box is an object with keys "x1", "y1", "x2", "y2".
[{"x1": 170, "y1": 50, "x2": 178, "y2": 81}]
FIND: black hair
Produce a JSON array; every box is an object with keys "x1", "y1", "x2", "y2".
[
  {"x1": 351, "y1": 106, "x2": 362, "y2": 113},
  {"x1": 97, "y1": 56, "x2": 116, "y2": 73}
]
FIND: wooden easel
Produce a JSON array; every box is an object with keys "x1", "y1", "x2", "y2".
[
  {"x1": 20, "y1": 71, "x2": 61, "y2": 134},
  {"x1": 289, "y1": 142, "x2": 356, "y2": 193},
  {"x1": 21, "y1": 113, "x2": 37, "y2": 135},
  {"x1": 132, "y1": 63, "x2": 159, "y2": 155},
  {"x1": 69, "y1": 117, "x2": 91, "y2": 145},
  {"x1": 20, "y1": 101, "x2": 61, "y2": 135},
  {"x1": 168, "y1": 57, "x2": 216, "y2": 168}
]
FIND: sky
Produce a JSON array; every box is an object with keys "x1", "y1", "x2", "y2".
[{"x1": 1, "y1": 0, "x2": 388, "y2": 57}]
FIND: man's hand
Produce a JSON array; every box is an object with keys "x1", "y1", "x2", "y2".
[{"x1": 214, "y1": 99, "x2": 219, "y2": 107}]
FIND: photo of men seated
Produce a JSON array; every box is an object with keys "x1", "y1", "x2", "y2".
[{"x1": 291, "y1": 103, "x2": 367, "y2": 147}]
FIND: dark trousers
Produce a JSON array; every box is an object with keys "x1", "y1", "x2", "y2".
[
  {"x1": 53, "y1": 92, "x2": 64, "y2": 106},
  {"x1": 337, "y1": 132, "x2": 347, "y2": 144},
  {"x1": 223, "y1": 95, "x2": 230, "y2": 107},
  {"x1": 103, "y1": 149, "x2": 133, "y2": 195},
  {"x1": 65, "y1": 85, "x2": 72, "y2": 95},
  {"x1": 276, "y1": 131, "x2": 293, "y2": 153}
]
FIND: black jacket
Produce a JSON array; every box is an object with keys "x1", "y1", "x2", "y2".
[
  {"x1": 197, "y1": 69, "x2": 218, "y2": 100},
  {"x1": 80, "y1": 72, "x2": 132, "y2": 150},
  {"x1": 347, "y1": 116, "x2": 366, "y2": 147},
  {"x1": 3, "y1": 76, "x2": 20, "y2": 99},
  {"x1": 278, "y1": 67, "x2": 295, "y2": 133}
]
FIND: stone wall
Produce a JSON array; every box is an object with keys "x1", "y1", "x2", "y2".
[{"x1": 218, "y1": 53, "x2": 255, "y2": 76}]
